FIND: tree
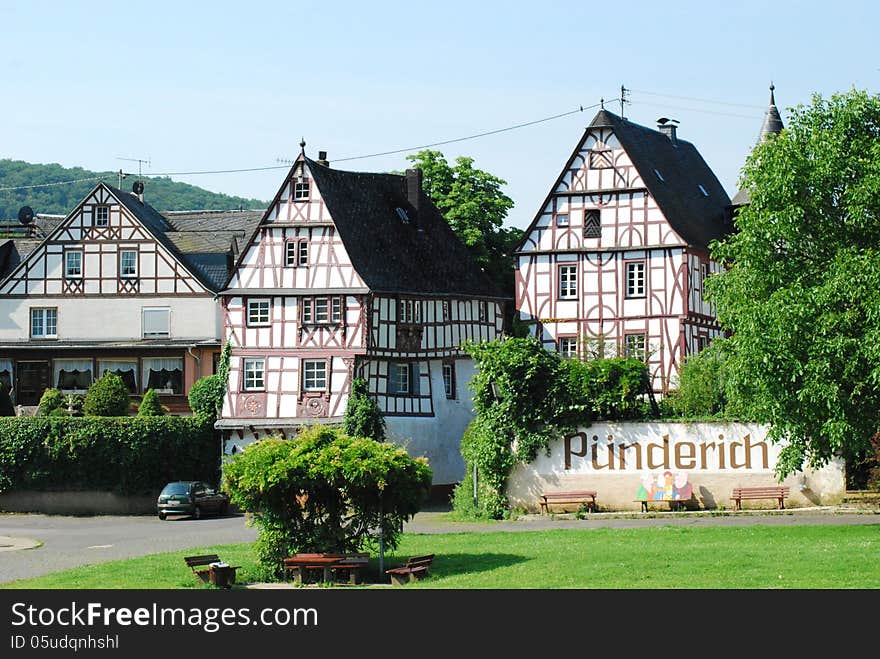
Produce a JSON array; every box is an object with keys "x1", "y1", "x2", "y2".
[
  {"x1": 188, "y1": 343, "x2": 231, "y2": 424},
  {"x1": 343, "y1": 378, "x2": 385, "y2": 441},
  {"x1": 404, "y1": 150, "x2": 523, "y2": 299},
  {"x1": 222, "y1": 426, "x2": 432, "y2": 578},
  {"x1": 708, "y1": 88, "x2": 880, "y2": 478},
  {"x1": 82, "y1": 373, "x2": 130, "y2": 416},
  {"x1": 137, "y1": 389, "x2": 165, "y2": 416}
]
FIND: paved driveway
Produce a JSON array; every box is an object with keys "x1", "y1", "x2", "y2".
[{"x1": 0, "y1": 513, "x2": 257, "y2": 584}]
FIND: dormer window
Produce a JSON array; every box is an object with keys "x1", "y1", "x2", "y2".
[
  {"x1": 95, "y1": 205, "x2": 110, "y2": 227},
  {"x1": 294, "y1": 179, "x2": 310, "y2": 200}
]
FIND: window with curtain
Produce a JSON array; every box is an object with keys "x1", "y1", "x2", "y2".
[
  {"x1": 142, "y1": 358, "x2": 183, "y2": 394},
  {"x1": 54, "y1": 359, "x2": 93, "y2": 391},
  {"x1": 98, "y1": 360, "x2": 138, "y2": 393},
  {"x1": 0, "y1": 359, "x2": 12, "y2": 391}
]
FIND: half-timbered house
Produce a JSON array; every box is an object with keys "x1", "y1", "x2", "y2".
[
  {"x1": 515, "y1": 109, "x2": 731, "y2": 393},
  {"x1": 218, "y1": 150, "x2": 506, "y2": 484},
  {"x1": 0, "y1": 183, "x2": 261, "y2": 411}
]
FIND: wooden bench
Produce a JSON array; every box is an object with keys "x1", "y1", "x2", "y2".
[
  {"x1": 327, "y1": 552, "x2": 370, "y2": 585},
  {"x1": 731, "y1": 486, "x2": 790, "y2": 511},
  {"x1": 386, "y1": 554, "x2": 435, "y2": 586},
  {"x1": 635, "y1": 499, "x2": 686, "y2": 512},
  {"x1": 184, "y1": 554, "x2": 240, "y2": 587},
  {"x1": 539, "y1": 491, "x2": 597, "y2": 514}
]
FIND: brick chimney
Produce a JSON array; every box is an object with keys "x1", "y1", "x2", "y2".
[{"x1": 405, "y1": 168, "x2": 422, "y2": 210}]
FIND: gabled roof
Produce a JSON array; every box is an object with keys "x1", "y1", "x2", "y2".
[
  {"x1": 304, "y1": 158, "x2": 504, "y2": 298},
  {"x1": 583, "y1": 109, "x2": 732, "y2": 248}
]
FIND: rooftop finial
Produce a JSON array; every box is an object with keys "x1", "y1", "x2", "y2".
[
  {"x1": 769, "y1": 82, "x2": 776, "y2": 106},
  {"x1": 600, "y1": 97, "x2": 604, "y2": 110},
  {"x1": 299, "y1": 138, "x2": 306, "y2": 153}
]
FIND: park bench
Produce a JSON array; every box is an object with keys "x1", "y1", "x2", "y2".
[
  {"x1": 328, "y1": 552, "x2": 370, "y2": 585},
  {"x1": 539, "y1": 491, "x2": 597, "y2": 514},
  {"x1": 731, "y1": 486, "x2": 790, "y2": 511},
  {"x1": 385, "y1": 554, "x2": 435, "y2": 586},
  {"x1": 184, "y1": 554, "x2": 240, "y2": 588}
]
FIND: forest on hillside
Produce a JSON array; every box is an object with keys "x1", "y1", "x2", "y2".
[{"x1": 0, "y1": 159, "x2": 267, "y2": 219}]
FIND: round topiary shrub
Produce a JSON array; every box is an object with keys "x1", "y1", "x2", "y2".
[
  {"x1": 137, "y1": 388, "x2": 165, "y2": 417},
  {"x1": 38, "y1": 388, "x2": 66, "y2": 415},
  {"x1": 83, "y1": 373, "x2": 131, "y2": 417}
]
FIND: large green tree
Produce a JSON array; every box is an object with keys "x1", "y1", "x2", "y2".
[
  {"x1": 404, "y1": 150, "x2": 523, "y2": 299},
  {"x1": 708, "y1": 88, "x2": 880, "y2": 478}
]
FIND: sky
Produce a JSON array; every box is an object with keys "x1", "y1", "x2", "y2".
[{"x1": 1, "y1": 0, "x2": 878, "y2": 229}]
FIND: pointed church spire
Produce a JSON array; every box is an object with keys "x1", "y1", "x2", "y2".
[{"x1": 758, "y1": 82, "x2": 784, "y2": 143}]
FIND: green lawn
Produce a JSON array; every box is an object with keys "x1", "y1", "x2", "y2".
[{"x1": 4, "y1": 525, "x2": 879, "y2": 589}]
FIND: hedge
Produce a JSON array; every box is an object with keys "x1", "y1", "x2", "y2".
[{"x1": 0, "y1": 416, "x2": 219, "y2": 496}]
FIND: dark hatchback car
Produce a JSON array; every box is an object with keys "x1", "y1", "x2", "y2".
[{"x1": 157, "y1": 481, "x2": 230, "y2": 520}]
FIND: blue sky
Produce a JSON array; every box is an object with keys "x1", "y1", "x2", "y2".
[{"x1": 1, "y1": 0, "x2": 877, "y2": 229}]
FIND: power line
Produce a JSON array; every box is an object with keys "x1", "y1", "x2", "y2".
[
  {"x1": 0, "y1": 97, "x2": 616, "y2": 191},
  {"x1": 630, "y1": 88, "x2": 767, "y2": 110},
  {"x1": 629, "y1": 100, "x2": 761, "y2": 120},
  {"x1": 0, "y1": 175, "x2": 108, "y2": 192}
]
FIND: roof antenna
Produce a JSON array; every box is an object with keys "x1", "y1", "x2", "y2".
[
  {"x1": 299, "y1": 138, "x2": 306, "y2": 155},
  {"x1": 620, "y1": 85, "x2": 630, "y2": 119},
  {"x1": 600, "y1": 97, "x2": 604, "y2": 110},
  {"x1": 117, "y1": 156, "x2": 150, "y2": 197}
]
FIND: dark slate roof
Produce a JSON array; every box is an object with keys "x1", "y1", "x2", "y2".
[
  {"x1": 586, "y1": 110, "x2": 731, "y2": 248},
  {"x1": 303, "y1": 158, "x2": 504, "y2": 298},
  {"x1": 733, "y1": 85, "x2": 785, "y2": 207},
  {"x1": 162, "y1": 209, "x2": 264, "y2": 233}
]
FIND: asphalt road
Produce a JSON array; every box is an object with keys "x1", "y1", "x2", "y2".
[{"x1": 2, "y1": 506, "x2": 879, "y2": 584}]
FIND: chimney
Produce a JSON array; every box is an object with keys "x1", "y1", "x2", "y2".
[
  {"x1": 317, "y1": 150, "x2": 330, "y2": 167},
  {"x1": 405, "y1": 168, "x2": 422, "y2": 211},
  {"x1": 657, "y1": 117, "x2": 679, "y2": 144}
]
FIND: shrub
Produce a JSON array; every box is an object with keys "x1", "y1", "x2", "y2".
[
  {"x1": 188, "y1": 374, "x2": 224, "y2": 422},
  {"x1": 137, "y1": 389, "x2": 165, "y2": 417},
  {"x1": 0, "y1": 416, "x2": 218, "y2": 495},
  {"x1": 343, "y1": 378, "x2": 385, "y2": 441},
  {"x1": 83, "y1": 373, "x2": 130, "y2": 417},
  {"x1": 665, "y1": 342, "x2": 729, "y2": 418},
  {"x1": 222, "y1": 425, "x2": 432, "y2": 578},
  {"x1": 38, "y1": 388, "x2": 66, "y2": 416},
  {"x1": 0, "y1": 383, "x2": 15, "y2": 416}
]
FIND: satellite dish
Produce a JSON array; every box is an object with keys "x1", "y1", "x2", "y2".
[
  {"x1": 18, "y1": 206, "x2": 34, "y2": 225},
  {"x1": 132, "y1": 180, "x2": 145, "y2": 195}
]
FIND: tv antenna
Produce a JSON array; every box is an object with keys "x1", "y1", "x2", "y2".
[
  {"x1": 276, "y1": 157, "x2": 296, "y2": 166},
  {"x1": 117, "y1": 156, "x2": 151, "y2": 182},
  {"x1": 620, "y1": 85, "x2": 630, "y2": 118}
]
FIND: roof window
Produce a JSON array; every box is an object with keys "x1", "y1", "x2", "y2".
[
  {"x1": 698, "y1": 184, "x2": 709, "y2": 197},
  {"x1": 395, "y1": 207, "x2": 410, "y2": 223},
  {"x1": 654, "y1": 169, "x2": 665, "y2": 182}
]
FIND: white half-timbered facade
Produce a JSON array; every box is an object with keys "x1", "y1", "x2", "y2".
[
  {"x1": 0, "y1": 183, "x2": 261, "y2": 410},
  {"x1": 516, "y1": 110, "x2": 731, "y2": 393},
  {"x1": 218, "y1": 151, "x2": 506, "y2": 484}
]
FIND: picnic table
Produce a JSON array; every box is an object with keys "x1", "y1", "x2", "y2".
[{"x1": 282, "y1": 552, "x2": 369, "y2": 585}]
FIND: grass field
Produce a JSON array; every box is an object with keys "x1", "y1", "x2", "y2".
[{"x1": 3, "y1": 524, "x2": 879, "y2": 589}]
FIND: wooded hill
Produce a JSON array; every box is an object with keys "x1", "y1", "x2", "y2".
[{"x1": 0, "y1": 159, "x2": 267, "y2": 219}]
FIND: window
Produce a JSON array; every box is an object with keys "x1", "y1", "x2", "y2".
[
  {"x1": 700, "y1": 262, "x2": 710, "y2": 291},
  {"x1": 624, "y1": 334, "x2": 646, "y2": 361},
  {"x1": 301, "y1": 295, "x2": 342, "y2": 325},
  {"x1": 399, "y1": 299, "x2": 421, "y2": 324},
  {"x1": 389, "y1": 362, "x2": 411, "y2": 395},
  {"x1": 98, "y1": 360, "x2": 137, "y2": 393},
  {"x1": 302, "y1": 298, "x2": 312, "y2": 323},
  {"x1": 583, "y1": 210, "x2": 601, "y2": 239},
  {"x1": 558, "y1": 337, "x2": 578, "y2": 358},
  {"x1": 314, "y1": 298, "x2": 329, "y2": 323},
  {"x1": 478, "y1": 300, "x2": 489, "y2": 322},
  {"x1": 442, "y1": 300, "x2": 450, "y2": 322},
  {"x1": 95, "y1": 205, "x2": 109, "y2": 227},
  {"x1": 142, "y1": 358, "x2": 184, "y2": 394},
  {"x1": 302, "y1": 360, "x2": 327, "y2": 391},
  {"x1": 590, "y1": 149, "x2": 613, "y2": 169},
  {"x1": 243, "y1": 359, "x2": 265, "y2": 391},
  {"x1": 143, "y1": 307, "x2": 170, "y2": 338},
  {"x1": 65, "y1": 250, "x2": 82, "y2": 278},
  {"x1": 247, "y1": 299, "x2": 270, "y2": 326},
  {"x1": 555, "y1": 213, "x2": 569, "y2": 227},
  {"x1": 30, "y1": 308, "x2": 57, "y2": 338},
  {"x1": 294, "y1": 180, "x2": 310, "y2": 200},
  {"x1": 442, "y1": 362, "x2": 456, "y2": 399},
  {"x1": 286, "y1": 240, "x2": 309, "y2": 267},
  {"x1": 395, "y1": 207, "x2": 410, "y2": 223},
  {"x1": 698, "y1": 184, "x2": 709, "y2": 197},
  {"x1": 558, "y1": 264, "x2": 578, "y2": 299},
  {"x1": 119, "y1": 250, "x2": 138, "y2": 278},
  {"x1": 626, "y1": 262, "x2": 646, "y2": 298},
  {"x1": 331, "y1": 297, "x2": 342, "y2": 323},
  {"x1": 653, "y1": 168, "x2": 665, "y2": 182},
  {"x1": 54, "y1": 358, "x2": 92, "y2": 391}
]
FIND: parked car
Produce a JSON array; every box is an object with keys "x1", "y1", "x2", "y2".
[{"x1": 157, "y1": 481, "x2": 230, "y2": 520}]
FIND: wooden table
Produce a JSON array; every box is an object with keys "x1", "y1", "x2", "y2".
[{"x1": 283, "y1": 554, "x2": 346, "y2": 584}]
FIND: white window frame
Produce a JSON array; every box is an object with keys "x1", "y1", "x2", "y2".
[
  {"x1": 95, "y1": 205, "x2": 110, "y2": 227},
  {"x1": 442, "y1": 300, "x2": 450, "y2": 322},
  {"x1": 314, "y1": 298, "x2": 329, "y2": 323},
  {"x1": 555, "y1": 213, "x2": 569, "y2": 227},
  {"x1": 119, "y1": 250, "x2": 138, "y2": 278},
  {"x1": 558, "y1": 264, "x2": 578, "y2": 300},
  {"x1": 65, "y1": 250, "x2": 83, "y2": 279},
  {"x1": 247, "y1": 298, "x2": 271, "y2": 326},
  {"x1": 142, "y1": 307, "x2": 171, "y2": 338},
  {"x1": 30, "y1": 307, "x2": 58, "y2": 339},
  {"x1": 442, "y1": 362, "x2": 455, "y2": 399},
  {"x1": 478, "y1": 300, "x2": 488, "y2": 322},
  {"x1": 399, "y1": 299, "x2": 421, "y2": 324},
  {"x1": 302, "y1": 359, "x2": 327, "y2": 392},
  {"x1": 285, "y1": 241, "x2": 297, "y2": 267},
  {"x1": 625, "y1": 334, "x2": 647, "y2": 361},
  {"x1": 626, "y1": 261, "x2": 646, "y2": 298},
  {"x1": 243, "y1": 358, "x2": 265, "y2": 391},
  {"x1": 558, "y1": 337, "x2": 578, "y2": 358},
  {"x1": 298, "y1": 241, "x2": 309, "y2": 266},
  {"x1": 301, "y1": 298, "x2": 312, "y2": 323},
  {"x1": 331, "y1": 297, "x2": 342, "y2": 323},
  {"x1": 389, "y1": 362, "x2": 411, "y2": 395},
  {"x1": 294, "y1": 180, "x2": 310, "y2": 200}
]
